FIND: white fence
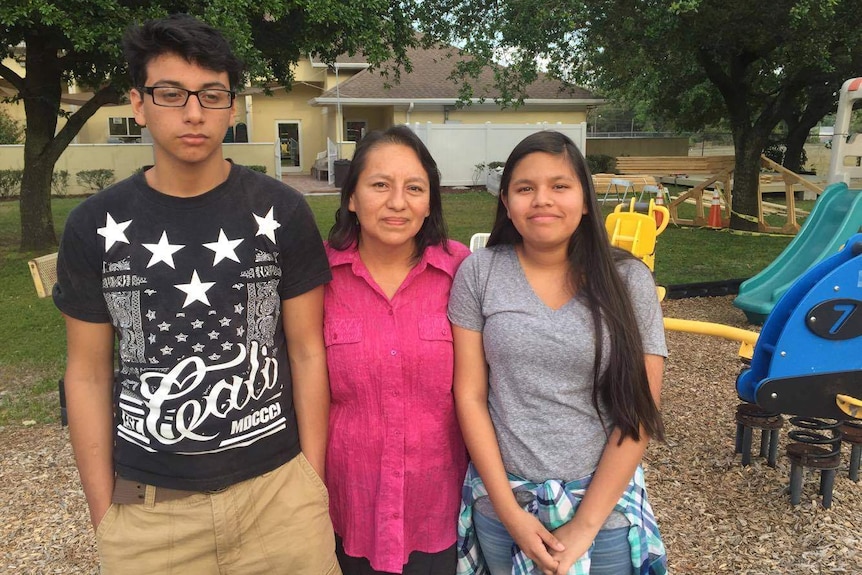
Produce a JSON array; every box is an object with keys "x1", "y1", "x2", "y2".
[{"x1": 409, "y1": 122, "x2": 587, "y2": 186}]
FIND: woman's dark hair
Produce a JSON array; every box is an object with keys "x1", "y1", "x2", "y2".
[
  {"x1": 123, "y1": 13, "x2": 244, "y2": 90},
  {"x1": 488, "y1": 130, "x2": 664, "y2": 444},
  {"x1": 328, "y1": 125, "x2": 449, "y2": 260}
]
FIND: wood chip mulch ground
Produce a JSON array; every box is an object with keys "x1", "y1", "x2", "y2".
[{"x1": 1, "y1": 296, "x2": 860, "y2": 574}]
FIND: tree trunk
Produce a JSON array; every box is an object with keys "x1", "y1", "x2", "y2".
[
  {"x1": 17, "y1": 31, "x2": 123, "y2": 251},
  {"x1": 782, "y1": 96, "x2": 835, "y2": 176},
  {"x1": 19, "y1": 152, "x2": 57, "y2": 251},
  {"x1": 18, "y1": 32, "x2": 62, "y2": 251},
  {"x1": 730, "y1": 126, "x2": 766, "y2": 232},
  {"x1": 782, "y1": 123, "x2": 808, "y2": 175}
]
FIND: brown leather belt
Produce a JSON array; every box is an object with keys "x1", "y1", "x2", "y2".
[{"x1": 112, "y1": 476, "x2": 227, "y2": 505}]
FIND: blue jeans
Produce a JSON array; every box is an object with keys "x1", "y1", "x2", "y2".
[{"x1": 473, "y1": 505, "x2": 632, "y2": 575}]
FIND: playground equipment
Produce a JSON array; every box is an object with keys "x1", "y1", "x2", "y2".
[
  {"x1": 735, "y1": 232, "x2": 862, "y2": 507},
  {"x1": 734, "y1": 77, "x2": 862, "y2": 324},
  {"x1": 828, "y1": 78, "x2": 862, "y2": 186},
  {"x1": 605, "y1": 198, "x2": 670, "y2": 271},
  {"x1": 664, "y1": 232, "x2": 861, "y2": 507},
  {"x1": 663, "y1": 317, "x2": 757, "y2": 360},
  {"x1": 733, "y1": 182, "x2": 862, "y2": 323},
  {"x1": 735, "y1": 233, "x2": 862, "y2": 421},
  {"x1": 469, "y1": 198, "x2": 671, "y2": 272}
]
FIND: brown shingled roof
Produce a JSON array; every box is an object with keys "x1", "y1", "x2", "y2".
[
  {"x1": 309, "y1": 53, "x2": 371, "y2": 66},
  {"x1": 314, "y1": 43, "x2": 597, "y2": 102}
]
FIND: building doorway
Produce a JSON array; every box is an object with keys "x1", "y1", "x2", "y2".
[
  {"x1": 345, "y1": 120, "x2": 367, "y2": 142},
  {"x1": 276, "y1": 121, "x2": 302, "y2": 174}
]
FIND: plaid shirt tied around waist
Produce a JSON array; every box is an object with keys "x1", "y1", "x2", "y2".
[{"x1": 456, "y1": 463, "x2": 667, "y2": 575}]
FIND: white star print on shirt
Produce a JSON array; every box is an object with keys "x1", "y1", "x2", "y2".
[
  {"x1": 254, "y1": 207, "x2": 281, "y2": 243},
  {"x1": 175, "y1": 270, "x2": 216, "y2": 308},
  {"x1": 97, "y1": 213, "x2": 132, "y2": 250},
  {"x1": 142, "y1": 231, "x2": 184, "y2": 269},
  {"x1": 203, "y1": 229, "x2": 243, "y2": 265}
]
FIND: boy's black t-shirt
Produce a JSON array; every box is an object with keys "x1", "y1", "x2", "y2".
[{"x1": 54, "y1": 164, "x2": 331, "y2": 491}]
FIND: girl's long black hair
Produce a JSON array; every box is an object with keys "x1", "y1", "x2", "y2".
[{"x1": 488, "y1": 130, "x2": 664, "y2": 443}]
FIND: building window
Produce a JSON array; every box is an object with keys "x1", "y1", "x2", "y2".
[
  {"x1": 108, "y1": 117, "x2": 143, "y2": 141},
  {"x1": 345, "y1": 120, "x2": 367, "y2": 142}
]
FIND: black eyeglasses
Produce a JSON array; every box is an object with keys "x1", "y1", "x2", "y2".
[{"x1": 141, "y1": 86, "x2": 235, "y2": 109}]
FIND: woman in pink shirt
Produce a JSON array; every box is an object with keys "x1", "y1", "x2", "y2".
[{"x1": 324, "y1": 125, "x2": 471, "y2": 574}]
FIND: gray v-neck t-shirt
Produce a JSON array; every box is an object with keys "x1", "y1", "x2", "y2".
[{"x1": 448, "y1": 244, "x2": 667, "y2": 484}]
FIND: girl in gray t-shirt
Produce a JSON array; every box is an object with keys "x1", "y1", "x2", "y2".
[{"x1": 449, "y1": 131, "x2": 667, "y2": 575}]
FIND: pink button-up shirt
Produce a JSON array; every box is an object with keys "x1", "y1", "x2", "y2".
[{"x1": 324, "y1": 241, "x2": 470, "y2": 573}]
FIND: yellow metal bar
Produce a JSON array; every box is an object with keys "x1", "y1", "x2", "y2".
[{"x1": 663, "y1": 317, "x2": 759, "y2": 360}]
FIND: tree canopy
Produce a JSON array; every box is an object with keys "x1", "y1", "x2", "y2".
[
  {"x1": 419, "y1": 0, "x2": 862, "y2": 230},
  {"x1": 7, "y1": 1, "x2": 861, "y2": 246},
  {"x1": 1, "y1": 0, "x2": 419, "y2": 250}
]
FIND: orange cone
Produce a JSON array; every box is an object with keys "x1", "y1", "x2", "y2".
[{"x1": 707, "y1": 189, "x2": 723, "y2": 228}]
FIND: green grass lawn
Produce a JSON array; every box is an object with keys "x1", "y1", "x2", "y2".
[
  {"x1": 0, "y1": 191, "x2": 794, "y2": 426},
  {"x1": 303, "y1": 191, "x2": 499, "y2": 247},
  {"x1": 0, "y1": 199, "x2": 74, "y2": 426}
]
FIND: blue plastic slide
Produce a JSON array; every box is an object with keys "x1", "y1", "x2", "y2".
[{"x1": 733, "y1": 182, "x2": 862, "y2": 324}]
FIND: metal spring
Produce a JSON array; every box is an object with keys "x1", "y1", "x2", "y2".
[
  {"x1": 788, "y1": 417, "x2": 842, "y2": 459},
  {"x1": 844, "y1": 419, "x2": 862, "y2": 432}
]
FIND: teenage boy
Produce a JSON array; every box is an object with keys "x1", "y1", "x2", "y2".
[{"x1": 54, "y1": 14, "x2": 339, "y2": 574}]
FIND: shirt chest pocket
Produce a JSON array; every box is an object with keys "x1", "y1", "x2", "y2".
[
  {"x1": 418, "y1": 314, "x2": 453, "y2": 343},
  {"x1": 324, "y1": 318, "x2": 363, "y2": 347}
]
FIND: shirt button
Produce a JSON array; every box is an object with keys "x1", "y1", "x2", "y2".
[
  {"x1": 390, "y1": 349, "x2": 397, "y2": 356},
  {"x1": 333, "y1": 334, "x2": 338, "y2": 340},
  {"x1": 392, "y1": 513, "x2": 400, "y2": 519},
  {"x1": 388, "y1": 309, "x2": 393, "y2": 315},
  {"x1": 441, "y1": 329, "x2": 448, "y2": 335},
  {"x1": 394, "y1": 470, "x2": 402, "y2": 477}
]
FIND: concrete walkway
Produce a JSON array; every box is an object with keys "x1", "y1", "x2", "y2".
[{"x1": 282, "y1": 173, "x2": 340, "y2": 195}]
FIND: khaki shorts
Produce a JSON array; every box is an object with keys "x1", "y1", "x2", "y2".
[{"x1": 96, "y1": 454, "x2": 341, "y2": 575}]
